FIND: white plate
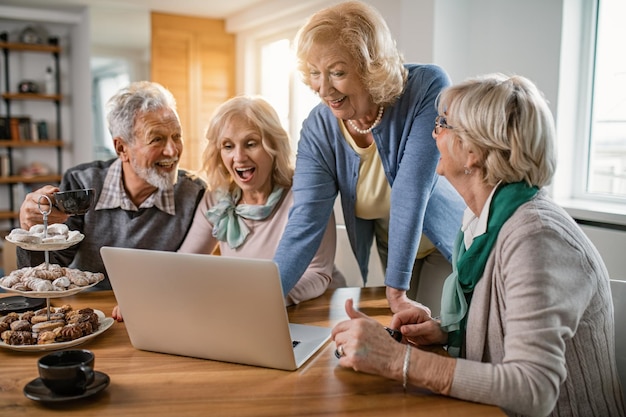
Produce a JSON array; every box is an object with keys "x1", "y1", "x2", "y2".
[
  {"x1": 0, "y1": 309, "x2": 114, "y2": 352},
  {"x1": 0, "y1": 277, "x2": 104, "y2": 298},
  {"x1": 5, "y1": 233, "x2": 84, "y2": 251}
]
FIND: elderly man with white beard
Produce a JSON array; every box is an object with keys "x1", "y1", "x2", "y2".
[{"x1": 16, "y1": 81, "x2": 206, "y2": 290}]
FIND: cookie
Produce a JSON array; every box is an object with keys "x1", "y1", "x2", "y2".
[{"x1": 32, "y1": 320, "x2": 65, "y2": 333}]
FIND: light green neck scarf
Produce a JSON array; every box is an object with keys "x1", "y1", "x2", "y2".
[
  {"x1": 440, "y1": 182, "x2": 539, "y2": 357},
  {"x1": 206, "y1": 186, "x2": 284, "y2": 249}
]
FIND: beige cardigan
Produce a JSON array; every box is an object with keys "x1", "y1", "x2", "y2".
[{"x1": 450, "y1": 190, "x2": 625, "y2": 416}]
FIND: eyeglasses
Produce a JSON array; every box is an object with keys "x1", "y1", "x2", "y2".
[{"x1": 434, "y1": 115, "x2": 454, "y2": 135}]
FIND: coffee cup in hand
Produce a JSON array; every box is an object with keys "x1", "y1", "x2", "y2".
[
  {"x1": 38, "y1": 349, "x2": 95, "y2": 396},
  {"x1": 53, "y1": 188, "x2": 95, "y2": 215}
]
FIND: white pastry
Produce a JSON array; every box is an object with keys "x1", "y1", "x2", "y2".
[
  {"x1": 12, "y1": 234, "x2": 42, "y2": 244},
  {"x1": 46, "y1": 223, "x2": 69, "y2": 237},
  {"x1": 52, "y1": 276, "x2": 71, "y2": 288},
  {"x1": 42, "y1": 236, "x2": 66, "y2": 244},
  {"x1": 28, "y1": 224, "x2": 45, "y2": 234}
]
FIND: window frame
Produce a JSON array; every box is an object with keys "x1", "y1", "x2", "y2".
[{"x1": 555, "y1": 0, "x2": 626, "y2": 226}]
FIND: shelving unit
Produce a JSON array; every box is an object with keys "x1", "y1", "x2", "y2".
[{"x1": 0, "y1": 38, "x2": 63, "y2": 228}]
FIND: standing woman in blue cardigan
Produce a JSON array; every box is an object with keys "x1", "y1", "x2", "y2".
[{"x1": 274, "y1": 1, "x2": 465, "y2": 314}]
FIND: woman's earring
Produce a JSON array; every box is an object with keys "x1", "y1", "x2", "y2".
[{"x1": 464, "y1": 166, "x2": 472, "y2": 175}]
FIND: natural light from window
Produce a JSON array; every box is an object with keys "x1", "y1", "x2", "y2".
[
  {"x1": 588, "y1": 0, "x2": 626, "y2": 198},
  {"x1": 259, "y1": 37, "x2": 320, "y2": 149}
]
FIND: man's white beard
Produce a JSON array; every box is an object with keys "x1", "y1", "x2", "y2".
[{"x1": 131, "y1": 157, "x2": 178, "y2": 191}]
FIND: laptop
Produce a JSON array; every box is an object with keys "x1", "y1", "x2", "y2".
[{"x1": 100, "y1": 246, "x2": 331, "y2": 371}]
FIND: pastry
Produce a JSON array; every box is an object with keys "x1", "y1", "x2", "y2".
[
  {"x1": 46, "y1": 223, "x2": 69, "y2": 237},
  {"x1": 21, "y1": 311, "x2": 35, "y2": 323},
  {"x1": 52, "y1": 276, "x2": 71, "y2": 289},
  {"x1": 28, "y1": 224, "x2": 45, "y2": 235},
  {"x1": 10, "y1": 319, "x2": 31, "y2": 332},
  {"x1": 0, "y1": 312, "x2": 19, "y2": 324},
  {"x1": 32, "y1": 320, "x2": 65, "y2": 333},
  {"x1": 41, "y1": 236, "x2": 66, "y2": 244},
  {"x1": 9, "y1": 234, "x2": 41, "y2": 244},
  {"x1": 34, "y1": 306, "x2": 55, "y2": 316},
  {"x1": 56, "y1": 304, "x2": 73, "y2": 314},
  {"x1": 31, "y1": 313, "x2": 64, "y2": 324},
  {"x1": 55, "y1": 324, "x2": 82, "y2": 341},
  {"x1": 0, "y1": 305, "x2": 100, "y2": 346},
  {"x1": 37, "y1": 331, "x2": 57, "y2": 344},
  {"x1": 23, "y1": 277, "x2": 54, "y2": 292},
  {"x1": 8, "y1": 228, "x2": 28, "y2": 237},
  {"x1": 1, "y1": 330, "x2": 36, "y2": 345}
]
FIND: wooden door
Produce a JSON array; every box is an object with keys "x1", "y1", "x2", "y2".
[{"x1": 151, "y1": 12, "x2": 235, "y2": 173}]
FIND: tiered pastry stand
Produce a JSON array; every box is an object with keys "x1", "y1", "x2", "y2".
[
  {"x1": 0, "y1": 195, "x2": 113, "y2": 352},
  {"x1": 2, "y1": 195, "x2": 97, "y2": 320}
]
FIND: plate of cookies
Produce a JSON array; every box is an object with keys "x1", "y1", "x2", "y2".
[
  {"x1": 5, "y1": 224, "x2": 84, "y2": 251},
  {"x1": 0, "y1": 263, "x2": 105, "y2": 298},
  {"x1": 0, "y1": 306, "x2": 114, "y2": 352}
]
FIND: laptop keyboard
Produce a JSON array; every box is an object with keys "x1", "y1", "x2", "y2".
[{"x1": 292, "y1": 340, "x2": 301, "y2": 348}]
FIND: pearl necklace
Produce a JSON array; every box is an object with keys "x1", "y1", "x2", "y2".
[{"x1": 348, "y1": 106, "x2": 384, "y2": 135}]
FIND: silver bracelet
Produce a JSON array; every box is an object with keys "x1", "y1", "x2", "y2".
[{"x1": 402, "y1": 343, "x2": 411, "y2": 391}]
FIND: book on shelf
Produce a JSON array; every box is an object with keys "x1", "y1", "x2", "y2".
[
  {"x1": 36, "y1": 120, "x2": 49, "y2": 140},
  {"x1": 0, "y1": 117, "x2": 48, "y2": 141},
  {"x1": 0, "y1": 152, "x2": 9, "y2": 177},
  {"x1": 28, "y1": 120, "x2": 49, "y2": 142},
  {"x1": 0, "y1": 118, "x2": 8, "y2": 141},
  {"x1": 0, "y1": 116, "x2": 33, "y2": 141}
]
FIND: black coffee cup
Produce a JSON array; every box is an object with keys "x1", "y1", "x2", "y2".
[
  {"x1": 53, "y1": 188, "x2": 95, "y2": 215},
  {"x1": 38, "y1": 349, "x2": 95, "y2": 396}
]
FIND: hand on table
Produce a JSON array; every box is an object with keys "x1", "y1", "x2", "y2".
[
  {"x1": 386, "y1": 286, "x2": 431, "y2": 315},
  {"x1": 331, "y1": 298, "x2": 405, "y2": 378}
]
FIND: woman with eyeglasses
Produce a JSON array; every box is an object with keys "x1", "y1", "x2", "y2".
[
  {"x1": 331, "y1": 73, "x2": 626, "y2": 416},
  {"x1": 273, "y1": 1, "x2": 465, "y2": 315}
]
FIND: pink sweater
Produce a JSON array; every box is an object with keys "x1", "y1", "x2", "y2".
[{"x1": 178, "y1": 188, "x2": 336, "y2": 305}]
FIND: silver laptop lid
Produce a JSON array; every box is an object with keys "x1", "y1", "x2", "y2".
[{"x1": 100, "y1": 247, "x2": 329, "y2": 370}]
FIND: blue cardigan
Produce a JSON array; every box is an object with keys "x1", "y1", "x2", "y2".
[{"x1": 274, "y1": 64, "x2": 465, "y2": 293}]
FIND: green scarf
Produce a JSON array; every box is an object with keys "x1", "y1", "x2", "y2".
[
  {"x1": 206, "y1": 186, "x2": 284, "y2": 249},
  {"x1": 440, "y1": 182, "x2": 538, "y2": 357}
]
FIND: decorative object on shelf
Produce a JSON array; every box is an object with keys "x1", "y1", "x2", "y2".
[
  {"x1": 36, "y1": 121, "x2": 48, "y2": 140},
  {"x1": 18, "y1": 80, "x2": 39, "y2": 94},
  {"x1": 19, "y1": 26, "x2": 42, "y2": 44},
  {"x1": 18, "y1": 25, "x2": 50, "y2": 45},
  {"x1": 18, "y1": 161, "x2": 50, "y2": 178},
  {"x1": 44, "y1": 67, "x2": 55, "y2": 95}
]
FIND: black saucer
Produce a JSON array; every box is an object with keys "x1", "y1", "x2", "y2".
[
  {"x1": 0, "y1": 296, "x2": 46, "y2": 314},
  {"x1": 23, "y1": 371, "x2": 110, "y2": 403}
]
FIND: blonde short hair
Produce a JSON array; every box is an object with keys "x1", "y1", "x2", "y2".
[
  {"x1": 437, "y1": 73, "x2": 556, "y2": 187},
  {"x1": 295, "y1": 1, "x2": 407, "y2": 106},
  {"x1": 202, "y1": 96, "x2": 294, "y2": 191}
]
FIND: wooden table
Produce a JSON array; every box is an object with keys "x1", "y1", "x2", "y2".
[{"x1": 0, "y1": 287, "x2": 504, "y2": 416}]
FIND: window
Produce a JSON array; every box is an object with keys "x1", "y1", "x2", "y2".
[
  {"x1": 91, "y1": 58, "x2": 130, "y2": 161},
  {"x1": 257, "y1": 35, "x2": 319, "y2": 149},
  {"x1": 586, "y1": 0, "x2": 626, "y2": 199}
]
